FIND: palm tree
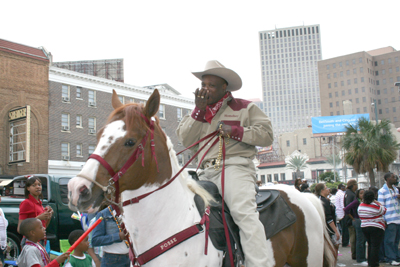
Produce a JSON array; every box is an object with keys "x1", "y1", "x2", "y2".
[
  {"x1": 342, "y1": 118, "x2": 400, "y2": 187},
  {"x1": 286, "y1": 155, "x2": 308, "y2": 179},
  {"x1": 325, "y1": 154, "x2": 342, "y2": 181}
]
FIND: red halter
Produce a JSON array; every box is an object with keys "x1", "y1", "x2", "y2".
[{"x1": 88, "y1": 113, "x2": 158, "y2": 205}]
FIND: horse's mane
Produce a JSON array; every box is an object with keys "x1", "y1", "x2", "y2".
[
  {"x1": 166, "y1": 136, "x2": 213, "y2": 207},
  {"x1": 108, "y1": 103, "x2": 154, "y2": 133}
]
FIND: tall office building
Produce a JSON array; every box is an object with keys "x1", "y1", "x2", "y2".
[
  {"x1": 318, "y1": 47, "x2": 400, "y2": 128},
  {"x1": 259, "y1": 25, "x2": 322, "y2": 140}
]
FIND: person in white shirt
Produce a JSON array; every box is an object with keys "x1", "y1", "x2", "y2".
[{"x1": 335, "y1": 183, "x2": 349, "y2": 247}]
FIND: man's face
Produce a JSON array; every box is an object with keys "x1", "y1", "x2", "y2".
[
  {"x1": 388, "y1": 174, "x2": 398, "y2": 185},
  {"x1": 201, "y1": 75, "x2": 228, "y2": 105}
]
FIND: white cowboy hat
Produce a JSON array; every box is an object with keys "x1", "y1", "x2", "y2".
[{"x1": 192, "y1": 60, "x2": 242, "y2": 91}]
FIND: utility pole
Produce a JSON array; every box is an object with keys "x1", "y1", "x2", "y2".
[{"x1": 332, "y1": 135, "x2": 336, "y2": 182}]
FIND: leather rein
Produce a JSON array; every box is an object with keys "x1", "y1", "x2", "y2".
[{"x1": 80, "y1": 113, "x2": 221, "y2": 266}]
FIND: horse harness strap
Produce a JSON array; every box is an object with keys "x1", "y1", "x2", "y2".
[{"x1": 131, "y1": 207, "x2": 211, "y2": 266}]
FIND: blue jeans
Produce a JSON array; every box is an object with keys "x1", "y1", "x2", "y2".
[
  {"x1": 384, "y1": 223, "x2": 400, "y2": 262},
  {"x1": 101, "y1": 252, "x2": 130, "y2": 267},
  {"x1": 353, "y1": 218, "x2": 367, "y2": 262}
]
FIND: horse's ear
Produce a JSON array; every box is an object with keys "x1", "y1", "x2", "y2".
[
  {"x1": 112, "y1": 89, "x2": 123, "y2": 110},
  {"x1": 144, "y1": 89, "x2": 160, "y2": 118}
]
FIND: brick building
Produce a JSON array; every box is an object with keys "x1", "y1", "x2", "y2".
[
  {"x1": 0, "y1": 39, "x2": 51, "y2": 177},
  {"x1": 48, "y1": 66, "x2": 196, "y2": 175}
]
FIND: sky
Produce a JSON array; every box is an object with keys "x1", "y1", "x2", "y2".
[{"x1": 1, "y1": 0, "x2": 399, "y2": 101}]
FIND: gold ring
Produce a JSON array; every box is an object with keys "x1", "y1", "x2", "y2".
[{"x1": 201, "y1": 96, "x2": 204, "y2": 99}]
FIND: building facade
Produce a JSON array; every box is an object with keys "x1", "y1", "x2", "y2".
[
  {"x1": 48, "y1": 67, "x2": 196, "y2": 175},
  {"x1": 259, "y1": 25, "x2": 322, "y2": 140},
  {"x1": 318, "y1": 47, "x2": 400, "y2": 128},
  {"x1": 0, "y1": 39, "x2": 51, "y2": 178}
]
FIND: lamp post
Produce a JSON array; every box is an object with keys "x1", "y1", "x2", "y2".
[{"x1": 372, "y1": 99, "x2": 378, "y2": 125}]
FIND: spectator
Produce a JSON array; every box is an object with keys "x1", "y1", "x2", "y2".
[
  {"x1": 378, "y1": 172, "x2": 400, "y2": 266},
  {"x1": 329, "y1": 188, "x2": 338, "y2": 204},
  {"x1": 17, "y1": 177, "x2": 53, "y2": 249},
  {"x1": 314, "y1": 183, "x2": 340, "y2": 248},
  {"x1": 65, "y1": 230, "x2": 94, "y2": 267},
  {"x1": 344, "y1": 188, "x2": 367, "y2": 265},
  {"x1": 294, "y1": 178, "x2": 302, "y2": 191},
  {"x1": 358, "y1": 190, "x2": 387, "y2": 267},
  {"x1": 335, "y1": 183, "x2": 349, "y2": 247},
  {"x1": 344, "y1": 179, "x2": 358, "y2": 260},
  {"x1": 17, "y1": 218, "x2": 69, "y2": 267},
  {"x1": 0, "y1": 195, "x2": 8, "y2": 264},
  {"x1": 92, "y1": 206, "x2": 130, "y2": 267},
  {"x1": 300, "y1": 183, "x2": 311, "y2": 193}
]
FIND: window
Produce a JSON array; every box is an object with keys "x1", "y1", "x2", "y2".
[
  {"x1": 362, "y1": 97, "x2": 366, "y2": 102},
  {"x1": 360, "y1": 67, "x2": 363, "y2": 73},
  {"x1": 127, "y1": 97, "x2": 134, "y2": 103},
  {"x1": 341, "y1": 81, "x2": 344, "y2": 86},
  {"x1": 361, "y1": 77, "x2": 364, "y2": 82},
  {"x1": 261, "y1": 175, "x2": 266, "y2": 184},
  {"x1": 159, "y1": 104, "x2": 165, "y2": 119},
  {"x1": 363, "y1": 107, "x2": 367, "y2": 112},
  {"x1": 340, "y1": 71, "x2": 343, "y2": 77},
  {"x1": 303, "y1": 138, "x2": 307, "y2": 145},
  {"x1": 59, "y1": 178, "x2": 71, "y2": 204},
  {"x1": 353, "y1": 68, "x2": 357, "y2": 74},
  {"x1": 76, "y1": 144, "x2": 83, "y2": 157},
  {"x1": 356, "y1": 107, "x2": 360, "y2": 113},
  {"x1": 348, "y1": 89, "x2": 352, "y2": 95},
  {"x1": 329, "y1": 102, "x2": 333, "y2": 107},
  {"x1": 76, "y1": 115, "x2": 82, "y2": 127},
  {"x1": 328, "y1": 83, "x2": 331, "y2": 89},
  {"x1": 88, "y1": 145, "x2": 95, "y2": 156},
  {"x1": 61, "y1": 142, "x2": 70, "y2": 159},
  {"x1": 76, "y1": 87, "x2": 82, "y2": 99},
  {"x1": 88, "y1": 90, "x2": 96, "y2": 107},
  {"x1": 335, "y1": 92, "x2": 338, "y2": 97},
  {"x1": 347, "y1": 79, "x2": 351, "y2": 85},
  {"x1": 62, "y1": 85, "x2": 70, "y2": 102},
  {"x1": 274, "y1": 174, "x2": 279, "y2": 181},
  {"x1": 118, "y1": 96, "x2": 124, "y2": 104},
  {"x1": 9, "y1": 107, "x2": 29, "y2": 163},
  {"x1": 286, "y1": 140, "x2": 290, "y2": 147},
  {"x1": 178, "y1": 154, "x2": 184, "y2": 166},
  {"x1": 177, "y1": 108, "x2": 182, "y2": 121},
  {"x1": 346, "y1": 70, "x2": 350, "y2": 75},
  {"x1": 393, "y1": 107, "x2": 397, "y2": 113},
  {"x1": 354, "y1": 78, "x2": 357, "y2": 84},
  {"x1": 336, "y1": 101, "x2": 339, "y2": 107},
  {"x1": 88, "y1": 117, "x2": 96, "y2": 134},
  {"x1": 280, "y1": 173, "x2": 286, "y2": 181},
  {"x1": 61, "y1": 113, "x2": 70, "y2": 131},
  {"x1": 356, "y1": 98, "x2": 359, "y2": 103},
  {"x1": 329, "y1": 93, "x2": 332, "y2": 98},
  {"x1": 355, "y1": 88, "x2": 359, "y2": 93},
  {"x1": 267, "y1": 174, "x2": 272, "y2": 183},
  {"x1": 381, "y1": 60, "x2": 385, "y2": 65},
  {"x1": 342, "y1": 90, "x2": 345, "y2": 96}
]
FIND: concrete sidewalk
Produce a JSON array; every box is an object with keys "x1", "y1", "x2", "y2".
[{"x1": 337, "y1": 244, "x2": 394, "y2": 266}]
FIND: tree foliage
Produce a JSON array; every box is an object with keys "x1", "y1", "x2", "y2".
[
  {"x1": 342, "y1": 118, "x2": 400, "y2": 187},
  {"x1": 286, "y1": 155, "x2": 308, "y2": 172},
  {"x1": 318, "y1": 171, "x2": 339, "y2": 183}
]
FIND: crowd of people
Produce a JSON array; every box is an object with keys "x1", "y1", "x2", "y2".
[{"x1": 308, "y1": 172, "x2": 400, "y2": 267}]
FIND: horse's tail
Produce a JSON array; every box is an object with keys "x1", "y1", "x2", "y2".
[
  {"x1": 322, "y1": 226, "x2": 337, "y2": 267},
  {"x1": 302, "y1": 193, "x2": 337, "y2": 267}
]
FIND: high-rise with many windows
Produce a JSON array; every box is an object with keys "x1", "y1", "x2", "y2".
[{"x1": 259, "y1": 25, "x2": 322, "y2": 141}]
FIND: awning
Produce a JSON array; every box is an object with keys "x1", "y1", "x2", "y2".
[{"x1": 0, "y1": 180, "x2": 13, "y2": 187}]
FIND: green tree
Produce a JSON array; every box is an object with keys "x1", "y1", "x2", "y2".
[
  {"x1": 325, "y1": 154, "x2": 342, "y2": 182},
  {"x1": 342, "y1": 118, "x2": 400, "y2": 187},
  {"x1": 318, "y1": 171, "x2": 339, "y2": 183},
  {"x1": 286, "y1": 155, "x2": 308, "y2": 179}
]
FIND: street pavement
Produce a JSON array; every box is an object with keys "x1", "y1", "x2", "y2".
[{"x1": 337, "y1": 244, "x2": 393, "y2": 267}]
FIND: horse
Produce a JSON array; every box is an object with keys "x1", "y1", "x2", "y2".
[{"x1": 67, "y1": 89, "x2": 336, "y2": 267}]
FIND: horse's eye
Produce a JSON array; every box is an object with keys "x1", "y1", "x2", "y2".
[{"x1": 124, "y1": 139, "x2": 136, "y2": 147}]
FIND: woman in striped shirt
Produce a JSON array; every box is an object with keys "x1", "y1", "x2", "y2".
[{"x1": 358, "y1": 190, "x2": 387, "y2": 267}]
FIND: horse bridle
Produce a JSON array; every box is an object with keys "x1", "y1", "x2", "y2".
[{"x1": 78, "y1": 113, "x2": 159, "y2": 206}]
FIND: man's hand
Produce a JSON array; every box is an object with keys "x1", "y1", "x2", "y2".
[
  {"x1": 119, "y1": 231, "x2": 126, "y2": 241},
  {"x1": 194, "y1": 88, "x2": 209, "y2": 111},
  {"x1": 218, "y1": 123, "x2": 232, "y2": 138}
]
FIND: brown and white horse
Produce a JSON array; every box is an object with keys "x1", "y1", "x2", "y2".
[{"x1": 68, "y1": 89, "x2": 336, "y2": 267}]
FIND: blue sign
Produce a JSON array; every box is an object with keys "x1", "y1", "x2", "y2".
[{"x1": 312, "y1": 114, "x2": 370, "y2": 134}]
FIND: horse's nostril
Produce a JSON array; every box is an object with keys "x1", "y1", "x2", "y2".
[{"x1": 80, "y1": 185, "x2": 89, "y2": 196}]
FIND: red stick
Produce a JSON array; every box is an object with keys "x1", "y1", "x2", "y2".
[{"x1": 67, "y1": 217, "x2": 103, "y2": 252}]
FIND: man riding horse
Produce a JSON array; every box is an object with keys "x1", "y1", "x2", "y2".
[{"x1": 176, "y1": 60, "x2": 274, "y2": 267}]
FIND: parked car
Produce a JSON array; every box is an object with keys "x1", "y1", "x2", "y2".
[{"x1": 0, "y1": 174, "x2": 82, "y2": 259}]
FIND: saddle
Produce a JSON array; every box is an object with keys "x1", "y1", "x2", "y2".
[{"x1": 194, "y1": 180, "x2": 297, "y2": 267}]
